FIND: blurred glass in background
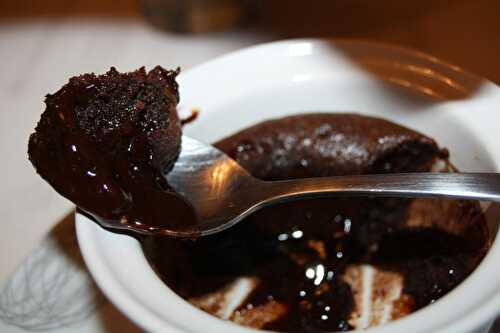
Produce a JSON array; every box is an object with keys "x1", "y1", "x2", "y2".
[{"x1": 141, "y1": 0, "x2": 259, "y2": 32}]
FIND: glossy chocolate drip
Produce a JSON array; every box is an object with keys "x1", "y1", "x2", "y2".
[
  {"x1": 28, "y1": 66, "x2": 198, "y2": 233},
  {"x1": 142, "y1": 114, "x2": 489, "y2": 332}
]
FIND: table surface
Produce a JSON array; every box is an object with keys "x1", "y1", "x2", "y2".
[{"x1": 0, "y1": 1, "x2": 499, "y2": 331}]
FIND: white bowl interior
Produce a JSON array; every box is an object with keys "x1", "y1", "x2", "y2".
[{"x1": 76, "y1": 40, "x2": 500, "y2": 333}]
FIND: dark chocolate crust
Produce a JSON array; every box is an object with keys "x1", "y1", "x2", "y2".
[{"x1": 216, "y1": 113, "x2": 448, "y2": 180}]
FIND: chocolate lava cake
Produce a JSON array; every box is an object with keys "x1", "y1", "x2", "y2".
[
  {"x1": 142, "y1": 114, "x2": 490, "y2": 332},
  {"x1": 28, "y1": 68, "x2": 491, "y2": 332}
]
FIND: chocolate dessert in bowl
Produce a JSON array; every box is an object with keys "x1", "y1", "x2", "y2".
[{"x1": 30, "y1": 40, "x2": 500, "y2": 333}]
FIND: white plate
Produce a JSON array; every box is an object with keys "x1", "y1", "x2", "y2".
[{"x1": 76, "y1": 39, "x2": 500, "y2": 333}]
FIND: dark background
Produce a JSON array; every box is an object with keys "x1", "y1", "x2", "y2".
[{"x1": 1, "y1": 0, "x2": 499, "y2": 83}]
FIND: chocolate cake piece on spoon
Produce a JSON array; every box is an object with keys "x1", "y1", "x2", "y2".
[{"x1": 28, "y1": 66, "x2": 193, "y2": 232}]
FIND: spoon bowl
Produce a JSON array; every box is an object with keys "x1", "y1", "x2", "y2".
[{"x1": 153, "y1": 136, "x2": 500, "y2": 238}]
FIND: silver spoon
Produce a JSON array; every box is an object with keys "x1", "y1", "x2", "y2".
[{"x1": 158, "y1": 136, "x2": 500, "y2": 238}]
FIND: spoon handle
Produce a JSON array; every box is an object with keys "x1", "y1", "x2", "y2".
[{"x1": 258, "y1": 173, "x2": 500, "y2": 205}]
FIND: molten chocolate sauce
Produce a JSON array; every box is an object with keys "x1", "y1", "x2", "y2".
[{"x1": 142, "y1": 114, "x2": 489, "y2": 332}]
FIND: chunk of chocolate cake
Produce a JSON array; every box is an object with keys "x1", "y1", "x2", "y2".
[{"x1": 28, "y1": 66, "x2": 187, "y2": 227}]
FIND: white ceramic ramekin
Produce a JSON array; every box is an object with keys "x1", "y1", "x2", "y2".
[{"x1": 76, "y1": 39, "x2": 500, "y2": 333}]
